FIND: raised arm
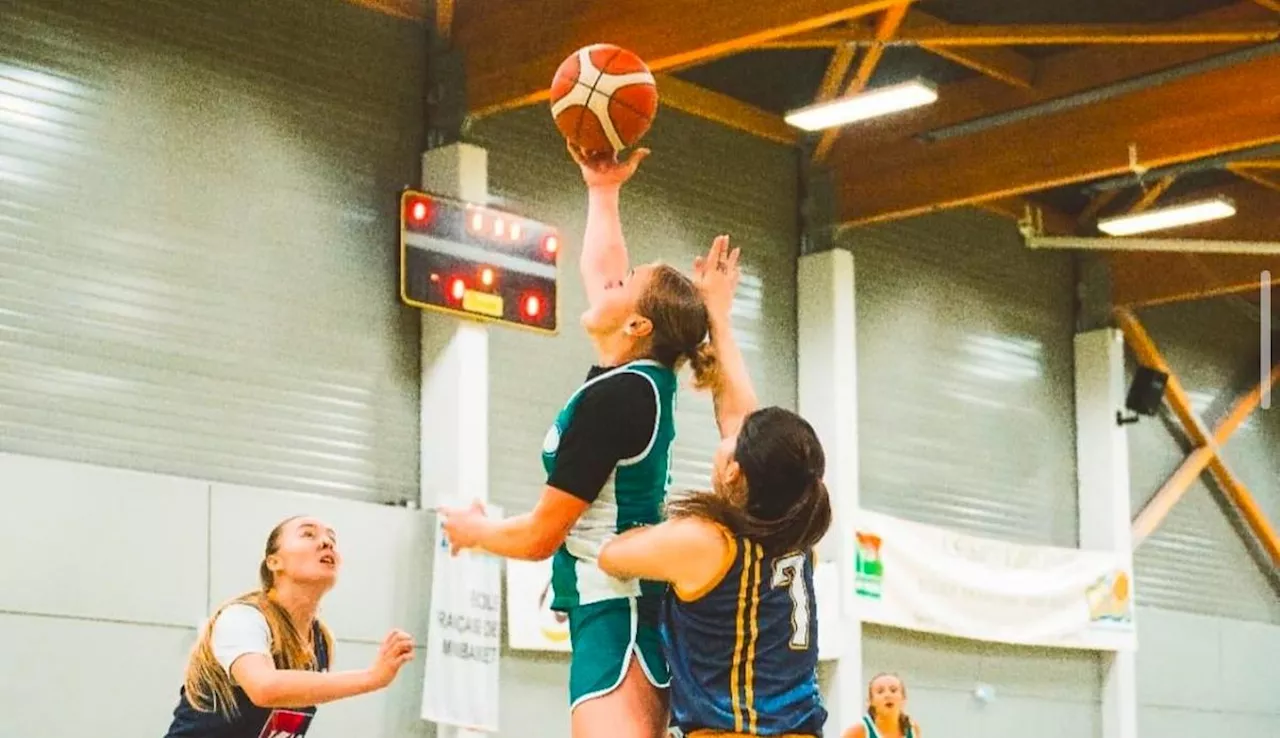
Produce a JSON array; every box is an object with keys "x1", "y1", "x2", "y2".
[
  {"x1": 694, "y1": 235, "x2": 757, "y2": 439},
  {"x1": 569, "y1": 144, "x2": 649, "y2": 308}
]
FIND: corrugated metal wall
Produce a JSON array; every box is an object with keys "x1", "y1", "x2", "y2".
[
  {"x1": 1127, "y1": 297, "x2": 1280, "y2": 623},
  {"x1": 0, "y1": 0, "x2": 424, "y2": 502},
  {"x1": 466, "y1": 106, "x2": 800, "y2": 517},
  {"x1": 835, "y1": 209, "x2": 1100, "y2": 737},
  {"x1": 841, "y1": 209, "x2": 1079, "y2": 546}
]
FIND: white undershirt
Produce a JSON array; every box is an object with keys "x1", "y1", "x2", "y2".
[{"x1": 211, "y1": 604, "x2": 273, "y2": 678}]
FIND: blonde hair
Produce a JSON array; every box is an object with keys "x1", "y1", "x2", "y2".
[{"x1": 182, "y1": 517, "x2": 335, "y2": 718}]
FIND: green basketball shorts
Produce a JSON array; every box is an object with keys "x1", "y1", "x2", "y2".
[{"x1": 566, "y1": 596, "x2": 670, "y2": 709}]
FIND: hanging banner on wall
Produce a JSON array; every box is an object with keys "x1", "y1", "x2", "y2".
[
  {"x1": 506, "y1": 555, "x2": 844, "y2": 660},
  {"x1": 505, "y1": 557, "x2": 571, "y2": 652},
  {"x1": 848, "y1": 509, "x2": 1136, "y2": 651},
  {"x1": 421, "y1": 506, "x2": 504, "y2": 732}
]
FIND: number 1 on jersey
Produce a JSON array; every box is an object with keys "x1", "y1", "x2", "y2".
[{"x1": 770, "y1": 552, "x2": 810, "y2": 649}]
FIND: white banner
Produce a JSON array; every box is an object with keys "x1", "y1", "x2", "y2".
[
  {"x1": 848, "y1": 509, "x2": 1136, "y2": 651},
  {"x1": 506, "y1": 556, "x2": 843, "y2": 661},
  {"x1": 421, "y1": 508, "x2": 504, "y2": 732}
]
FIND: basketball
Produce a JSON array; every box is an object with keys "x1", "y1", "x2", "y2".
[{"x1": 550, "y1": 44, "x2": 658, "y2": 156}]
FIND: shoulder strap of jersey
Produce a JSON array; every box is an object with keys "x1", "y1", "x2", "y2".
[{"x1": 862, "y1": 715, "x2": 879, "y2": 738}]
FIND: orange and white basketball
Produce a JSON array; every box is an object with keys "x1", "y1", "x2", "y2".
[{"x1": 549, "y1": 44, "x2": 659, "y2": 155}]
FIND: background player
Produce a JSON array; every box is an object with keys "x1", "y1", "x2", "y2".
[
  {"x1": 842, "y1": 673, "x2": 922, "y2": 738},
  {"x1": 440, "y1": 144, "x2": 716, "y2": 738},
  {"x1": 597, "y1": 236, "x2": 833, "y2": 738},
  {"x1": 162, "y1": 515, "x2": 415, "y2": 738}
]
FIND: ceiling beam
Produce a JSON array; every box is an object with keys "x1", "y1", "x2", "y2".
[
  {"x1": 884, "y1": 21, "x2": 1280, "y2": 47},
  {"x1": 454, "y1": 0, "x2": 914, "y2": 116},
  {"x1": 1252, "y1": 0, "x2": 1280, "y2": 11},
  {"x1": 833, "y1": 54, "x2": 1280, "y2": 226},
  {"x1": 343, "y1": 0, "x2": 426, "y2": 21},
  {"x1": 974, "y1": 197, "x2": 1077, "y2": 235},
  {"x1": 828, "y1": 4, "x2": 1278, "y2": 163},
  {"x1": 814, "y1": 4, "x2": 912, "y2": 162},
  {"x1": 1227, "y1": 163, "x2": 1280, "y2": 193},
  {"x1": 1110, "y1": 252, "x2": 1279, "y2": 307},
  {"x1": 654, "y1": 74, "x2": 796, "y2": 145},
  {"x1": 907, "y1": 11, "x2": 1035, "y2": 89}
]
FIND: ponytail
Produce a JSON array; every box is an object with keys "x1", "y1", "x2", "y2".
[{"x1": 687, "y1": 341, "x2": 720, "y2": 390}]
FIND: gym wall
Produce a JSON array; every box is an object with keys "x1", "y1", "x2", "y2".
[
  {"x1": 1125, "y1": 298, "x2": 1280, "y2": 736},
  {"x1": 0, "y1": 0, "x2": 424, "y2": 504},
  {"x1": 465, "y1": 104, "x2": 801, "y2": 738},
  {"x1": 834, "y1": 210, "x2": 1100, "y2": 735},
  {"x1": 833, "y1": 209, "x2": 1280, "y2": 737}
]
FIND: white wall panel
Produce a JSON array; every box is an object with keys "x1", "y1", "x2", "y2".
[
  {"x1": 0, "y1": 614, "x2": 194, "y2": 738},
  {"x1": 309, "y1": 641, "x2": 434, "y2": 738},
  {"x1": 0, "y1": 453, "x2": 207, "y2": 625},
  {"x1": 207, "y1": 483, "x2": 432, "y2": 644}
]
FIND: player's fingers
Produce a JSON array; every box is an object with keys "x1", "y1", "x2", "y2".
[{"x1": 727, "y1": 246, "x2": 741, "y2": 270}]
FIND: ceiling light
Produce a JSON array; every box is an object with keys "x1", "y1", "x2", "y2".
[
  {"x1": 784, "y1": 78, "x2": 938, "y2": 132},
  {"x1": 1097, "y1": 196, "x2": 1236, "y2": 236}
]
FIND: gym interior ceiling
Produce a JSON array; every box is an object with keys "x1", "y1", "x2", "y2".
[{"x1": 349, "y1": 0, "x2": 1279, "y2": 314}]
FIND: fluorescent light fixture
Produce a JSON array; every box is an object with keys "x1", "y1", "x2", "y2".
[
  {"x1": 1097, "y1": 195, "x2": 1236, "y2": 236},
  {"x1": 784, "y1": 78, "x2": 938, "y2": 131}
]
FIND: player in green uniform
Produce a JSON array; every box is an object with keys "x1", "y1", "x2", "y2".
[
  {"x1": 843, "y1": 673, "x2": 923, "y2": 738},
  {"x1": 440, "y1": 143, "x2": 717, "y2": 738}
]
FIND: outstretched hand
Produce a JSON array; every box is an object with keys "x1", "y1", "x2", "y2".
[
  {"x1": 438, "y1": 499, "x2": 488, "y2": 556},
  {"x1": 692, "y1": 234, "x2": 740, "y2": 321},
  {"x1": 568, "y1": 142, "x2": 650, "y2": 190}
]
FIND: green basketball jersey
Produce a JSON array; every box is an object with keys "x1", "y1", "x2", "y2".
[{"x1": 544, "y1": 359, "x2": 678, "y2": 610}]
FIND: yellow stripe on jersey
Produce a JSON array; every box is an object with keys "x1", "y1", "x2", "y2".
[
  {"x1": 745, "y1": 543, "x2": 764, "y2": 733},
  {"x1": 730, "y1": 541, "x2": 751, "y2": 732}
]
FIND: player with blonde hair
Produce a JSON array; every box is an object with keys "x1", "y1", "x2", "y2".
[
  {"x1": 441, "y1": 145, "x2": 717, "y2": 738},
  {"x1": 162, "y1": 516, "x2": 415, "y2": 738}
]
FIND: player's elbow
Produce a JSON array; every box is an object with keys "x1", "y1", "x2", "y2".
[{"x1": 238, "y1": 673, "x2": 282, "y2": 708}]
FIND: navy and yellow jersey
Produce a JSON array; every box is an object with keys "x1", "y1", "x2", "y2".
[{"x1": 661, "y1": 528, "x2": 827, "y2": 737}]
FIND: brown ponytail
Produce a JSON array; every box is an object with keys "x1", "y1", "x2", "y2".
[
  {"x1": 637, "y1": 264, "x2": 712, "y2": 387},
  {"x1": 687, "y1": 341, "x2": 720, "y2": 390}
]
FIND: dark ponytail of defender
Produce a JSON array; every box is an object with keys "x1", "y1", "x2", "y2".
[{"x1": 668, "y1": 406, "x2": 832, "y2": 554}]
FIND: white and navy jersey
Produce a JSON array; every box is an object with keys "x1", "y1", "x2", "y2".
[{"x1": 163, "y1": 604, "x2": 330, "y2": 738}]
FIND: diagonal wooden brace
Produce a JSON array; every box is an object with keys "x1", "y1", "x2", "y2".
[{"x1": 1115, "y1": 309, "x2": 1280, "y2": 568}]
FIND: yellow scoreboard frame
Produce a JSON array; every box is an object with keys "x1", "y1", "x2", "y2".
[{"x1": 399, "y1": 189, "x2": 561, "y2": 335}]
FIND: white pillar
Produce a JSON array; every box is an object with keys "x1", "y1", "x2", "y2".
[
  {"x1": 798, "y1": 249, "x2": 861, "y2": 734},
  {"x1": 419, "y1": 143, "x2": 491, "y2": 738},
  {"x1": 1074, "y1": 328, "x2": 1138, "y2": 738}
]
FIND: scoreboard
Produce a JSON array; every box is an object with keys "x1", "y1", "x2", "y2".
[{"x1": 399, "y1": 190, "x2": 560, "y2": 334}]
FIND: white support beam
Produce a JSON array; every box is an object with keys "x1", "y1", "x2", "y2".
[
  {"x1": 798, "y1": 249, "x2": 861, "y2": 734},
  {"x1": 419, "y1": 142, "x2": 492, "y2": 738},
  {"x1": 1074, "y1": 329, "x2": 1138, "y2": 738}
]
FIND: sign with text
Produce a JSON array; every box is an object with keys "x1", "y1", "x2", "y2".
[
  {"x1": 421, "y1": 507, "x2": 504, "y2": 732},
  {"x1": 849, "y1": 509, "x2": 1136, "y2": 651}
]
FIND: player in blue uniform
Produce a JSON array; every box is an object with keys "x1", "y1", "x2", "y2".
[
  {"x1": 598, "y1": 236, "x2": 833, "y2": 737},
  {"x1": 162, "y1": 516, "x2": 415, "y2": 738}
]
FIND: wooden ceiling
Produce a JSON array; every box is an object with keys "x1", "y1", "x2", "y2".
[{"x1": 349, "y1": 0, "x2": 1280, "y2": 309}]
